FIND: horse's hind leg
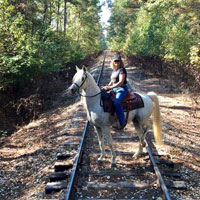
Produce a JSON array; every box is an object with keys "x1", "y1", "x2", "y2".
[
  {"x1": 133, "y1": 118, "x2": 145, "y2": 157},
  {"x1": 95, "y1": 126, "x2": 105, "y2": 161},
  {"x1": 141, "y1": 120, "x2": 151, "y2": 146},
  {"x1": 103, "y1": 127, "x2": 116, "y2": 167}
]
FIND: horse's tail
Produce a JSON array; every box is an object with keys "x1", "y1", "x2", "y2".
[{"x1": 147, "y1": 92, "x2": 163, "y2": 145}]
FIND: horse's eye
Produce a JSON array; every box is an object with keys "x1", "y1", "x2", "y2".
[{"x1": 82, "y1": 76, "x2": 85, "y2": 81}]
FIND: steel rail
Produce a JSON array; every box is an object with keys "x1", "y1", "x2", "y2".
[
  {"x1": 145, "y1": 138, "x2": 171, "y2": 200},
  {"x1": 65, "y1": 51, "x2": 107, "y2": 200}
]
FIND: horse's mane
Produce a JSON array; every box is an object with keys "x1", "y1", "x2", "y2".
[{"x1": 86, "y1": 71, "x2": 99, "y2": 89}]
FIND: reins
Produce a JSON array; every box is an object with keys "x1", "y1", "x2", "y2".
[{"x1": 78, "y1": 90, "x2": 102, "y2": 98}]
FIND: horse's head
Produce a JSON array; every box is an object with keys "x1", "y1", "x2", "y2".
[{"x1": 66, "y1": 66, "x2": 88, "y2": 95}]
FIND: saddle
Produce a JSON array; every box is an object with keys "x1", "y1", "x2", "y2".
[{"x1": 101, "y1": 90, "x2": 144, "y2": 118}]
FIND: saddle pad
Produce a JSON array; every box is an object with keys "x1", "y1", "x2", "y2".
[
  {"x1": 122, "y1": 93, "x2": 144, "y2": 111},
  {"x1": 101, "y1": 91, "x2": 115, "y2": 114},
  {"x1": 101, "y1": 92, "x2": 144, "y2": 113}
]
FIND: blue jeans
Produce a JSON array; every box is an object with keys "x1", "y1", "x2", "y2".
[{"x1": 113, "y1": 85, "x2": 128, "y2": 126}]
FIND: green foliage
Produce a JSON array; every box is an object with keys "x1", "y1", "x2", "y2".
[
  {"x1": 107, "y1": 0, "x2": 137, "y2": 51},
  {"x1": 124, "y1": 8, "x2": 152, "y2": 55},
  {"x1": 0, "y1": 130, "x2": 8, "y2": 140},
  {"x1": 107, "y1": 0, "x2": 200, "y2": 65},
  {"x1": 190, "y1": 44, "x2": 200, "y2": 70},
  {"x1": 0, "y1": 0, "x2": 105, "y2": 90},
  {"x1": 163, "y1": 22, "x2": 192, "y2": 61}
]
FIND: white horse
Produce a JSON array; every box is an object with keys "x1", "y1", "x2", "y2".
[{"x1": 66, "y1": 66, "x2": 163, "y2": 167}]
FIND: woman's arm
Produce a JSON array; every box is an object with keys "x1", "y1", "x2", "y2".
[
  {"x1": 104, "y1": 74, "x2": 125, "y2": 90},
  {"x1": 107, "y1": 80, "x2": 113, "y2": 86}
]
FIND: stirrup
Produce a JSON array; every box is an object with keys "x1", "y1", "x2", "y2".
[{"x1": 112, "y1": 123, "x2": 126, "y2": 130}]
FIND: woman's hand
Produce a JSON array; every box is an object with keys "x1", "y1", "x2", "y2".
[{"x1": 102, "y1": 85, "x2": 112, "y2": 90}]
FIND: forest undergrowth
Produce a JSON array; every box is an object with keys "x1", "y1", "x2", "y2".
[{"x1": 0, "y1": 53, "x2": 99, "y2": 138}]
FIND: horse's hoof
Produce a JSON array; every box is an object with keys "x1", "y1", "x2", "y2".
[
  {"x1": 133, "y1": 154, "x2": 139, "y2": 158},
  {"x1": 98, "y1": 155, "x2": 105, "y2": 163},
  {"x1": 98, "y1": 156, "x2": 105, "y2": 161},
  {"x1": 133, "y1": 152, "x2": 141, "y2": 158},
  {"x1": 110, "y1": 162, "x2": 117, "y2": 168}
]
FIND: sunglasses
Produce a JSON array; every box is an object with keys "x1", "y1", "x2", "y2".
[{"x1": 114, "y1": 60, "x2": 120, "y2": 63}]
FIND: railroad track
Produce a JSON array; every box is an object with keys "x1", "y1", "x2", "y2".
[{"x1": 42, "y1": 51, "x2": 186, "y2": 200}]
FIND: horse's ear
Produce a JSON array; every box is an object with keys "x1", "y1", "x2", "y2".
[
  {"x1": 76, "y1": 65, "x2": 80, "y2": 71},
  {"x1": 83, "y1": 66, "x2": 87, "y2": 72}
]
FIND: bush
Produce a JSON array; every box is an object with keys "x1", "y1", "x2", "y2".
[
  {"x1": 119, "y1": 0, "x2": 199, "y2": 65},
  {"x1": 0, "y1": 29, "x2": 84, "y2": 89}
]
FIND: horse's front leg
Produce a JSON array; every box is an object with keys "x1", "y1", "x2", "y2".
[
  {"x1": 95, "y1": 126, "x2": 105, "y2": 161},
  {"x1": 103, "y1": 127, "x2": 116, "y2": 168}
]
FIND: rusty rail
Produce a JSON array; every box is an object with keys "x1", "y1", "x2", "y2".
[{"x1": 145, "y1": 138, "x2": 171, "y2": 200}]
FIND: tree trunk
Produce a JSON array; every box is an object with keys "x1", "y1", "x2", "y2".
[
  {"x1": 64, "y1": 0, "x2": 67, "y2": 34},
  {"x1": 43, "y1": 0, "x2": 48, "y2": 24},
  {"x1": 49, "y1": 0, "x2": 52, "y2": 26},
  {"x1": 56, "y1": 1, "x2": 60, "y2": 31}
]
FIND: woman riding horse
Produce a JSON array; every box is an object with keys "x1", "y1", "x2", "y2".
[
  {"x1": 102, "y1": 55, "x2": 128, "y2": 130},
  {"x1": 66, "y1": 64, "x2": 163, "y2": 167}
]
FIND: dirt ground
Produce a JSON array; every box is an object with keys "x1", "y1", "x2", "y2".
[{"x1": 0, "y1": 50, "x2": 200, "y2": 200}]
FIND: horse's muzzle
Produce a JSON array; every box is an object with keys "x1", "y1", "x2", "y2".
[
  {"x1": 66, "y1": 85, "x2": 78, "y2": 95},
  {"x1": 66, "y1": 88, "x2": 73, "y2": 96}
]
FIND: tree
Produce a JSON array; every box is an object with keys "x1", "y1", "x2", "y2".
[
  {"x1": 0, "y1": 0, "x2": 105, "y2": 90},
  {"x1": 107, "y1": 0, "x2": 139, "y2": 51},
  {"x1": 107, "y1": 0, "x2": 200, "y2": 65}
]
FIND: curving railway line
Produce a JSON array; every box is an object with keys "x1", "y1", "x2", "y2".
[{"x1": 42, "y1": 51, "x2": 185, "y2": 200}]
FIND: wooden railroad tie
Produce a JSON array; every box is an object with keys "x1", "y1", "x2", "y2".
[
  {"x1": 78, "y1": 199, "x2": 149, "y2": 200},
  {"x1": 78, "y1": 181, "x2": 151, "y2": 189},
  {"x1": 54, "y1": 161, "x2": 73, "y2": 172},
  {"x1": 45, "y1": 181, "x2": 68, "y2": 194},
  {"x1": 45, "y1": 153, "x2": 73, "y2": 194},
  {"x1": 79, "y1": 170, "x2": 145, "y2": 177},
  {"x1": 166, "y1": 180, "x2": 187, "y2": 189},
  {"x1": 49, "y1": 171, "x2": 71, "y2": 182}
]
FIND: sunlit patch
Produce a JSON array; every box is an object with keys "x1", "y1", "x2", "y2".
[{"x1": 24, "y1": 119, "x2": 44, "y2": 129}]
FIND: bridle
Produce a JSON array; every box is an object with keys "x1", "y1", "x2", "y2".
[
  {"x1": 73, "y1": 73, "x2": 88, "y2": 90},
  {"x1": 72, "y1": 73, "x2": 102, "y2": 98}
]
